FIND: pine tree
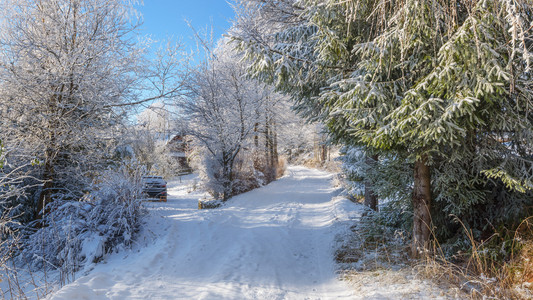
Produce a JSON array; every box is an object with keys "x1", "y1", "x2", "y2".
[{"x1": 232, "y1": 0, "x2": 533, "y2": 255}]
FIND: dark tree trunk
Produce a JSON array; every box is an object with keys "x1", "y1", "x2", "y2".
[
  {"x1": 222, "y1": 156, "x2": 233, "y2": 202},
  {"x1": 254, "y1": 122, "x2": 259, "y2": 148},
  {"x1": 36, "y1": 91, "x2": 62, "y2": 220},
  {"x1": 265, "y1": 118, "x2": 275, "y2": 182},
  {"x1": 36, "y1": 147, "x2": 55, "y2": 220},
  {"x1": 265, "y1": 120, "x2": 270, "y2": 168},
  {"x1": 411, "y1": 154, "x2": 432, "y2": 258},
  {"x1": 271, "y1": 121, "x2": 278, "y2": 177},
  {"x1": 363, "y1": 154, "x2": 379, "y2": 212},
  {"x1": 253, "y1": 122, "x2": 261, "y2": 170}
]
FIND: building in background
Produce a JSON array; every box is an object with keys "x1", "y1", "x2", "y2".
[{"x1": 167, "y1": 135, "x2": 192, "y2": 174}]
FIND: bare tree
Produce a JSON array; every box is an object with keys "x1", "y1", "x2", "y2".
[
  {"x1": 181, "y1": 39, "x2": 272, "y2": 200},
  {"x1": 0, "y1": 0, "x2": 188, "y2": 217}
]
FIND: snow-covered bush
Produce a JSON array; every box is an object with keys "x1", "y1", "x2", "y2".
[
  {"x1": 0, "y1": 213, "x2": 26, "y2": 299},
  {"x1": 338, "y1": 146, "x2": 413, "y2": 229},
  {"x1": 195, "y1": 147, "x2": 279, "y2": 201},
  {"x1": 0, "y1": 140, "x2": 36, "y2": 298},
  {"x1": 0, "y1": 140, "x2": 22, "y2": 255},
  {"x1": 0, "y1": 201, "x2": 22, "y2": 294},
  {"x1": 151, "y1": 140, "x2": 188, "y2": 178},
  {"x1": 231, "y1": 153, "x2": 266, "y2": 195},
  {"x1": 337, "y1": 146, "x2": 366, "y2": 200},
  {"x1": 20, "y1": 162, "x2": 146, "y2": 277},
  {"x1": 339, "y1": 148, "x2": 412, "y2": 242}
]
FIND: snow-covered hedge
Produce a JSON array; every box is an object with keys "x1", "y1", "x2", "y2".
[{"x1": 20, "y1": 164, "x2": 146, "y2": 275}]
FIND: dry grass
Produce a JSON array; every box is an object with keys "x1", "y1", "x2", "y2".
[
  {"x1": 417, "y1": 217, "x2": 533, "y2": 299},
  {"x1": 340, "y1": 267, "x2": 465, "y2": 299},
  {"x1": 336, "y1": 214, "x2": 533, "y2": 299},
  {"x1": 335, "y1": 224, "x2": 409, "y2": 271},
  {"x1": 300, "y1": 158, "x2": 341, "y2": 173},
  {"x1": 335, "y1": 219, "x2": 467, "y2": 299},
  {"x1": 276, "y1": 156, "x2": 288, "y2": 178}
]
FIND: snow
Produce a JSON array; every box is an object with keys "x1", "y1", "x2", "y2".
[
  {"x1": 79, "y1": 234, "x2": 106, "y2": 267},
  {"x1": 50, "y1": 166, "x2": 357, "y2": 299},
  {"x1": 342, "y1": 269, "x2": 464, "y2": 299},
  {"x1": 47, "y1": 166, "x2": 459, "y2": 299},
  {"x1": 169, "y1": 152, "x2": 186, "y2": 158}
]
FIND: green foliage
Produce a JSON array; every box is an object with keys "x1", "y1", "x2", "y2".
[
  {"x1": 30, "y1": 158, "x2": 41, "y2": 167},
  {"x1": 233, "y1": 0, "x2": 533, "y2": 252},
  {"x1": 481, "y1": 168, "x2": 533, "y2": 193}
]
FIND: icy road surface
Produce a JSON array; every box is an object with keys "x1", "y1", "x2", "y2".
[{"x1": 52, "y1": 166, "x2": 358, "y2": 299}]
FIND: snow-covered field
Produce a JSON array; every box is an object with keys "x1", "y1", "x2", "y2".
[{"x1": 48, "y1": 166, "x2": 457, "y2": 299}]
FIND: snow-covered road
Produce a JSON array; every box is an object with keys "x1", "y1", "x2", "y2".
[{"x1": 52, "y1": 166, "x2": 358, "y2": 299}]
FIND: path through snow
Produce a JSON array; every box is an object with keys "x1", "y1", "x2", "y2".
[{"x1": 52, "y1": 166, "x2": 358, "y2": 299}]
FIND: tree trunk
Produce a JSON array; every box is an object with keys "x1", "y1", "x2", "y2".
[
  {"x1": 253, "y1": 122, "x2": 260, "y2": 170},
  {"x1": 271, "y1": 121, "x2": 279, "y2": 177},
  {"x1": 36, "y1": 118, "x2": 58, "y2": 220},
  {"x1": 36, "y1": 147, "x2": 55, "y2": 219},
  {"x1": 265, "y1": 118, "x2": 275, "y2": 182},
  {"x1": 222, "y1": 156, "x2": 233, "y2": 202},
  {"x1": 254, "y1": 122, "x2": 259, "y2": 148},
  {"x1": 320, "y1": 144, "x2": 327, "y2": 163},
  {"x1": 363, "y1": 154, "x2": 379, "y2": 212},
  {"x1": 411, "y1": 154, "x2": 432, "y2": 258}
]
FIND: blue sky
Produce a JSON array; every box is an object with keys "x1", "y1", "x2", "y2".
[
  {"x1": 132, "y1": 1, "x2": 236, "y2": 118},
  {"x1": 136, "y1": 1, "x2": 235, "y2": 53}
]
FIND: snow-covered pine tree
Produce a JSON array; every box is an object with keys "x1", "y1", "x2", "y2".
[
  {"x1": 232, "y1": 0, "x2": 533, "y2": 256},
  {"x1": 231, "y1": 0, "x2": 383, "y2": 211},
  {"x1": 388, "y1": 0, "x2": 533, "y2": 247},
  {"x1": 326, "y1": 0, "x2": 533, "y2": 254}
]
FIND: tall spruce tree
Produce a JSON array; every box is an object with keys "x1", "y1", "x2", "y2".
[{"x1": 232, "y1": 0, "x2": 533, "y2": 255}]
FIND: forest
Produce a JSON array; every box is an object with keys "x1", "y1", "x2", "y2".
[{"x1": 1, "y1": 0, "x2": 533, "y2": 299}]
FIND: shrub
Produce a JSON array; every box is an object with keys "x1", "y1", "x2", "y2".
[
  {"x1": 196, "y1": 148, "x2": 285, "y2": 202},
  {"x1": 19, "y1": 162, "x2": 146, "y2": 282}
]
